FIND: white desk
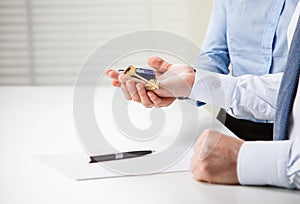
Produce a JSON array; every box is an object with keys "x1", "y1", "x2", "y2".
[{"x1": 0, "y1": 87, "x2": 299, "y2": 204}]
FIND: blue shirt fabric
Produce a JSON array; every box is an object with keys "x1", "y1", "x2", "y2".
[
  {"x1": 192, "y1": 0, "x2": 298, "y2": 122},
  {"x1": 194, "y1": 0, "x2": 298, "y2": 76},
  {"x1": 189, "y1": 1, "x2": 300, "y2": 189}
]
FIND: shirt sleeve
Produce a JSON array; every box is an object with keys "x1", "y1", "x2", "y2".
[
  {"x1": 189, "y1": 70, "x2": 282, "y2": 121},
  {"x1": 238, "y1": 135, "x2": 300, "y2": 189},
  {"x1": 193, "y1": 0, "x2": 230, "y2": 74}
]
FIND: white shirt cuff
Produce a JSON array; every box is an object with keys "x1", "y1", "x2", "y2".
[
  {"x1": 189, "y1": 69, "x2": 234, "y2": 108},
  {"x1": 237, "y1": 141, "x2": 293, "y2": 188}
]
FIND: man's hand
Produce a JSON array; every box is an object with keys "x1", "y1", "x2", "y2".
[
  {"x1": 105, "y1": 56, "x2": 195, "y2": 108},
  {"x1": 105, "y1": 68, "x2": 176, "y2": 108},
  {"x1": 190, "y1": 130, "x2": 244, "y2": 184},
  {"x1": 146, "y1": 56, "x2": 196, "y2": 98}
]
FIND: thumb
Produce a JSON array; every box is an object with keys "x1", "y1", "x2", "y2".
[{"x1": 148, "y1": 56, "x2": 172, "y2": 73}]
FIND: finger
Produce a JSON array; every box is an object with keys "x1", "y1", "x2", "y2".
[
  {"x1": 148, "y1": 56, "x2": 172, "y2": 73},
  {"x1": 126, "y1": 80, "x2": 141, "y2": 102},
  {"x1": 147, "y1": 91, "x2": 170, "y2": 107},
  {"x1": 193, "y1": 130, "x2": 211, "y2": 150},
  {"x1": 112, "y1": 80, "x2": 121, "y2": 87},
  {"x1": 121, "y1": 83, "x2": 132, "y2": 100},
  {"x1": 193, "y1": 135, "x2": 203, "y2": 150},
  {"x1": 105, "y1": 69, "x2": 120, "y2": 80},
  {"x1": 104, "y1": 69, "x2": 111, "y2": 76},
  {"x1": 147, "y1": 91, "x2": 163, "y2": 107},
  {"x1": 190, "y1": 153, "x2": 198, "y2": 174},
  {"x1": 118, "y1": 74, "x2": 130, "y2": 83},
  {"x1": 193, "y1": 166, "x2": 207, "y2": 182},
  {"x1": 190, "y1": 148, "x2": 202, "y2": 173},
  {"x1": 147, "y1": 91, "x2": 176, "y2": 107},
  {"x1": 136, "y1": 83, "x2": 154, "y2": 108}
]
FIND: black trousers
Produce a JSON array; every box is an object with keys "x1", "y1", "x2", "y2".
[{"x1": 217, "y1": 109, "x2": 273, "y2": 141}]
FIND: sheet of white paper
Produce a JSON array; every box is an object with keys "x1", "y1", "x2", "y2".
[
  {"x1": 36, "y1": 149, "x2": 194, "y2": 181},
  {"x1": 36, "y1": 108, "x2": 235, "y2": 181}
]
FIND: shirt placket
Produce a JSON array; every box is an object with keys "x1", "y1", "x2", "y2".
[{"x1": 259, "y1": 0, "x2": 286, "y2": 75}]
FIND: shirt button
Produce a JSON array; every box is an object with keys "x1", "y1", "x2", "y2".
[
  {"x1": 214, "y1": 80, "x2": 221, "y2": 89},
  {"x1": 258, "y1": 104, "x2": 266, "y2": 111},
  {"x1": 264, "y1": 56, "x2": 270, "y2": 61}
]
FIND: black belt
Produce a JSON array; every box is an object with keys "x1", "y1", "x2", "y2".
[{"x1": 217, "y1": 109, "x2": 273, "y2": 141}]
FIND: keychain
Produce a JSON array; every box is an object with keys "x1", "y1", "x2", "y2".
[{"x1": 119, "y1": 65, "x2": 160, "y2": 91}]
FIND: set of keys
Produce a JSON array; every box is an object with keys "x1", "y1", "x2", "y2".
[{"x1": 119, "y1": 65, "x2": 160, "y2": 91}]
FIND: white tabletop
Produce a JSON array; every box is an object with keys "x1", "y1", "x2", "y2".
[{"x1": 0, "y1": 86, "x2": 299, "y2": 204}]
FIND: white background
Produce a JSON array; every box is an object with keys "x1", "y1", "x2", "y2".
[{"x1": 0, "y1": 0, "x2": 213, "y2": 85}]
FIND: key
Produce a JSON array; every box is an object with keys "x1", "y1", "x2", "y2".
[{"x1": 121, "y1": 65, "x2": 160, "y2": 90}]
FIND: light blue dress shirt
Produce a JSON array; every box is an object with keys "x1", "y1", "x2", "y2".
[
  {"x1": 189, "y1": 2, "x2": 300, "y2": 189},
  {"x1": 192, "y1": 0, "x2": 298, "y2": 122},
  {"x1": 238, "y1": 77, "x2": 300, "y2": 189},
  {"x1": 189, "y1": 59, "x2": 298, "y2": 189},
  {"x1": 239, "y1": 3, "x2": 300, "y2": 190}
]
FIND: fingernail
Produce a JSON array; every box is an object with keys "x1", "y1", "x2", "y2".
[{"x1": 147, "y1": 91, "x2": 153, "y2": 97}]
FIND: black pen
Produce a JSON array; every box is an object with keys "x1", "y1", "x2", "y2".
[{"x1": 89, "y1": 150, "x2": 154, "y2": 163}]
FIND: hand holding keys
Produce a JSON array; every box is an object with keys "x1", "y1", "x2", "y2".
[
  {"x1": 121, "y1": 65, "x2": 160, "y2": 91},
  {"x1": 105, "y1": 56, "x2": 194, "y2": 108}
]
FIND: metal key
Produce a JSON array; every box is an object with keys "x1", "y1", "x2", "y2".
[{"x1": 123, "y1": 65, "x2": 160, "y2": 90}]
